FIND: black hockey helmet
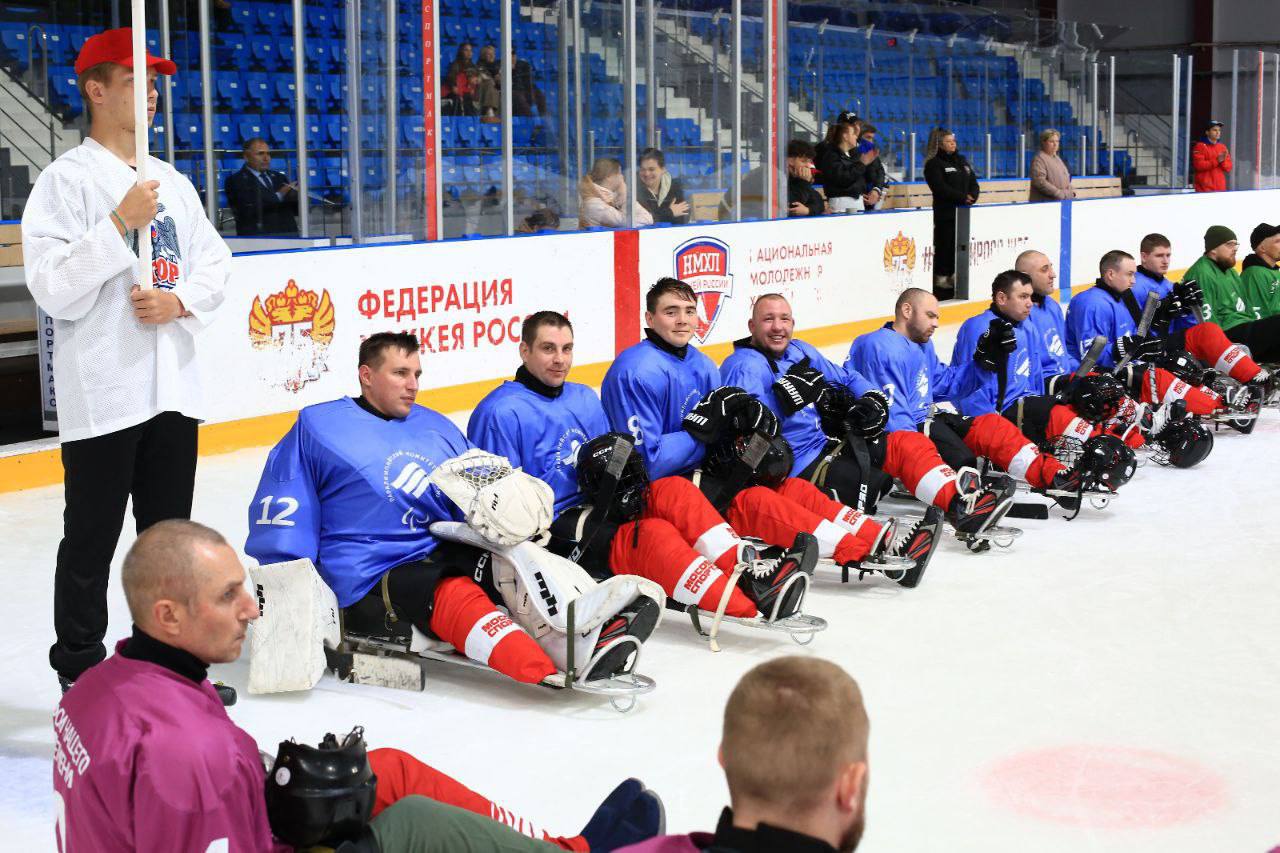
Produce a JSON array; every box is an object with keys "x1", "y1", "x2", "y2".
[
  {"x1": 1155, "y1": 349, "x2": 1214, "y2": 387},
  {"x1": 1080, "y1": 434, "x2": 1137, "y2": 491},
  {"x1": 1069, "y1": 373, "x2": 1126, "y2": 423},
  {"x1": 1153, "y1": 418, "x2": 1214, "y2": 468},
  {"x1": 576, "y1": 432, "x2": 649, "y2": 522},
  {"x1": 265, "y1": 727, "x2": 377, "y2": 848},
  {"x1": 704, "y1": 431, "x2": 795, "y2": 489}
]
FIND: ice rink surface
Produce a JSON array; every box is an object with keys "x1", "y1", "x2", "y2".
[{"x1": 3, "y1": 329, "x2": 1279, "y2": 852}]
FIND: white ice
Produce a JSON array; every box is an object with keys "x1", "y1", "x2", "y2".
[{"x1": 3, "y1": 328, "x2": 1279, "y2": 852}]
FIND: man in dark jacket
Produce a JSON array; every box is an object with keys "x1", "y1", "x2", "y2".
[
  {"x1": 858, "y1": 123, "x2": 887, "y2": 210},
  {"x1": 721, "y1": 140, "x2": 826, "y2": 220},
  {"x1": 224, "y1": 138, "x2": 299, "y2": 237}
]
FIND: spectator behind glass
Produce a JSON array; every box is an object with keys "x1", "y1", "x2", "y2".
[
  {"x1": 858, "y1": 123, "x2": 887, "y2": 210},
  {"x1": 1029, "y1": 128, "x2": 1075, "y2": 201},
  {"x1": 616, "y1": 656, "x2": 870, "y2": 853},
  {"x1": 923, "y1": 127, "x2": 980, "y2": 299},
  {"x1": 578, "y1": 157, "x2": 654, "y2": 229},
  {"x1": 1192, "y1": 120, "x2": 1233, "y2": 193},
  {"x1": 720, "y1": 140, "x2": 825, "y2": 220},
  {"x1": 814, "y1": 111, "x2": 876, "y2": 213},
  {"x1": 443, "y1": 43, "x2": 476, "y2": 115},
  {"x1": 509, "y1": 47, "x2": 547, "y2": 117},
  {"x1": 637, "y1": 148, "x2": 691, "y2": 224}
]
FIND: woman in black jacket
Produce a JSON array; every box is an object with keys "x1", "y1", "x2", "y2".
[
  {"x1": 636, "y1": 148, "x2": 691, "y2": 224},
  {"x1": 814, "y1": 112, "x2": 877, "y2": 213},
  {"x1": 923, "y1": 127, "x2": 980, "y2": 298}
]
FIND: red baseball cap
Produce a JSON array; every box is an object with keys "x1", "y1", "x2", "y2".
[{"x1": 74, "y1": 27, "x2": 177, "y2": 76}]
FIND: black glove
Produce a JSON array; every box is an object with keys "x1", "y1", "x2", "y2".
[
  {"x1": 772, "y1": 359, "x2": 827, "y2": 415},
  {"x1": 731, "y1": 397, "x2": 780, "y2": 438},
  {"x1": 1173, "y1": 279, "x2": 1205, "y2": 308},
  {"x1": 683, "y1": 386, "x2": 752, "y2": 443},
  {"x1": 847, "y1": 390, "x2": 890, "y2": 439},
  {"x1": 974, "y1": 318, "x2": 1017, "y2": 372},
  {"x1": 1114, "y1": 335, "x2": 1165, "y2": 364},
  {"x1": 815, "y1": 385, "x2": 856, "y2": 439}
]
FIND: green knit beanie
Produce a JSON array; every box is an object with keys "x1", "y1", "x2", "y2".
[{"x1": 1204, "y1": 225, "x2": 1237, "y2": 251}]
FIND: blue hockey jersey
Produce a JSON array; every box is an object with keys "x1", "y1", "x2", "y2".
[
  {"x1": 950, "y1": 307, "x2": 1044, "y2": 416},
  {"x1": 1134, "y1": 266, "x2": 1197, "y2": 333},
  {"x1": 1027, "y1": 293, "x2": 1077, "y2": 377},
  {"x1": 245, "y1": 398, "x2": 470, "y2": 607},
  {"x1": 720, "y1": 337, "x2": 875, "y2": 475},
  {"x1": 468, "y1": 377, "x2": 608, "y2": 514},
  {"x1": 846, "y1": 324, "x2": 977, "y2": 431},
  {"x1": 601, "y1": 334, "x2": 720, "y2": 479},
  {"x1": 1064, "y1": 281, "x2": 1140, "y2": 369}
]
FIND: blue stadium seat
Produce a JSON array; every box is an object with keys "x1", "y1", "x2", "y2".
[
  {"x1": 250, "y1": 38, "x2": 282, "y2": 72},
  {"x1": 399, "y1": 116, "x2": 424, "y2": 148},
  {"x1": 215, "y1": 75, "x2": 245, "y2": 112},
  {"x1": 243, "y1": 73, "x2": 272, "y2": 112},
  {"x1": 273, "y1": 76, "x2": 297, "y2": 112},
  {"x1": 212, "y1": 117, "x2": 239, "y2": 151},
  {"x1": 267, "y1": 116, "x2": 296, "y2": 149},
  {"x1": 237, "y1": 115, "x2": 265, "y2": 146}
]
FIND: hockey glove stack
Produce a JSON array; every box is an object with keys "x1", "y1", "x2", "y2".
[
  {"x1": 815, "y1": 386, "x2": 889, "y2": 441},
  {"x1": 1114, "y1": 334, "x2": 1165, "y2": 365},
  {"x1": 1173, "y1": 279, "x2": 1205, "y2": 308},
  {"x1": 683, "y1": 386, "x2": 779, "y2": 443},
  {"x1": 846, "y1": 390, "x2": 890, "y2": 439},
  {"x1": 772, "y1": 360, "x2": 827, "y2": 415},
  {"x1": 974, "y1": 318, "x2": 1017, "y2": 372}
]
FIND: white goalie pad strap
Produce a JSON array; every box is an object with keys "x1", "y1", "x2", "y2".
[
  {"x1": 913, "y1": 464, "x2": 957, "y2": 507},
  {"x1": 812, "y1": 519, "x2": 847, "y2": 560},
  {"x1": 247, "y1": 559, "x2": 340, "y2": 695},
  {"x1": 672, "y1": 556, "x2": 722, "y2": 607},
  {"x1": 693, "y1": 522, "x2": 741, "y2": 562},
  {"x1": 462, "y1": 611, "x2": 522, "y2": 666},
  {"x1": 1005, "y1": 443, "x2": 1039, "y2": 482},
  {"x1": 833, "y1": 506, "x2": 869, "y2": 536},
  {"x1": 427, "y1": 449, "x2": 555, "y2": 546}
]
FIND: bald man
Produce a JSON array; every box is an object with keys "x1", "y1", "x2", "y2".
[
  {"x1": 720, "y1": 293, "x2": 1011, "y2": 544},
  {"x1": 617, "y1": 656, "x2": 870, "y2": 853},
  {"x1": 847, "y1": 288, "x2": 1124, "y2": 511},
  {"x1": 54, "y1": 520, "x2": 661, "y2": 852}
]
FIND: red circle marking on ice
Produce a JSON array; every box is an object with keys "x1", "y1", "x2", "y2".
[{"x1": 982, "y1": 745, "x2": 1228, "y2": 829}]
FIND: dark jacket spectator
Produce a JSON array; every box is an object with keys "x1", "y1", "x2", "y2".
[
  {"x1": 923, "y1": 128, "x2": 980, "y2": 289},
  {"x1": 719, "y1": 140, "x2": 825, "y2": 220},
  {"x1": 636, "y1": 149, "x2": 691, "y2": 224},
  {"x1": 224, "y1": 138, "x2": 298, "y2": 236},
  {"x1": 814, "y1": 113, "x2": 875, "y2": 212},
  {"x1": 508, "y1": 49, "x2": 546, "y2": 117}
]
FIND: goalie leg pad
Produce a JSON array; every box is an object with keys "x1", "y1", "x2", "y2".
[{"x1": 248, "y1": 559, "x2": 341, "y2": 695}]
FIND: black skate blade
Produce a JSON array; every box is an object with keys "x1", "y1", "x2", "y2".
[
  {"x1": 896, "y1": 507, "x2": 944, "y2": 589},
  {"x1": 1006, "y1": 502, "x2": 1050, "y2": 520}
]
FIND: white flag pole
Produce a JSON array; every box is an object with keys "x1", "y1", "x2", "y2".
[{"x1": 131, "y1": 12, "x2": 153, "y2": 290}]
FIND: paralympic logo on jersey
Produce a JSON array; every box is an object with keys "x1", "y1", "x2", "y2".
[
  {"x1": 248, "y1": 279, "x2": 336, "y2": 393},
  {"x1": 383, "y1": 450, "x2": 439, "y2": 532},
  {"x1": 673, "y1": 236, "x2": 734, "y2": 343}
]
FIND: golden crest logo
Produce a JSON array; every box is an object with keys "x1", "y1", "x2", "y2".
[
  {"x1": 248, "y1": 279, "x2": 336, "y2": 392},
  {"x1": 883, "y1": 231, "x2": 917, "y2": 290}
]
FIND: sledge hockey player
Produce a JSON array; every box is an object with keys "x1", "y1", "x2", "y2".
[
  {"x1": 245, "y1": 332, "x2": 659, "y2": 688},
  {"x1": 600, "y1": 280, "x2": 950, "y2": 579},
  {"x1": 57, "y1": 520, "x2": 664, "y2": 852},
  {"x1": 469, "y1": 313, "x2": 917, "y2": 625},
  {"x1": 714, "y1": 291, "x2": 1012, "y2": 549},
  {"x1": 846, "y1": 287, "x2": 1132, "y2": 512},
  {"x1": 1187, "y1": 224, "x2": 1280, "y2": 363},
  {"x1": 1064, "y1": 250, "x2": 1255, "y2": 430}
]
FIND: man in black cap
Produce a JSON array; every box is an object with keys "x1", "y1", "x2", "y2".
[
  {"x1": 1186, "y1": 224, "x2": 1280, "y2": 363},
  {"x1": 1240, "y1": 223, "x2": 1280, "y2": 321},
  {"x1": 1191, "y1": 120, "x2": 1232, "y2": 192}
]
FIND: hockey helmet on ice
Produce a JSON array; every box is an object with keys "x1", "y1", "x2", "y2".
[
  {"x1": 265, "y1": 727, "x2": 377, "y2": 848},
  {"x1": 576, "y1": 432, "x2": 649, "y2": 522},
  {"x1": 1079, "y1": 435, "x2": 1137, "y2": 491},
  {"x1": 1152, "y1": 418, "x2": 1214, "y2": 469}
]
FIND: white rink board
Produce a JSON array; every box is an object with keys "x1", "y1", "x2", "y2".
[
  {"x1": 968, "y1": 201, "x2": 1063, "y2": 290},
  {"x1": 1069, "y1": 189, "x2": 1280, "y2": 283},
  {"x1": 636, "y1": 210, "x2": 935, "y2": 346},
  {"x1": 199, "y1": 230, "x2": 618, "y2": 425}
]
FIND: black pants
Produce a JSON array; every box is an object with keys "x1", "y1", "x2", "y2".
[
  {"x1": 798, "y1": 438, "x2": 892, "y2": 513},
  {"x1": 1224, "y1": 316, "x2": 1280, "y2": 362},
  {"x1": 1000, "y1": 396, "x2": 1056, "y2": 447},
  {"x1": 932, "y1": 207, "x2": 957, "y2": 279},
  {"x1": 52, "y1": 412, "x2": 198, "y2": 681},
  {"x1": 921, "y1": 412, "x2": 978, "y2": 471},
  {"x1": 343, "y1": 541, "x2": 493, "y2": 642}
]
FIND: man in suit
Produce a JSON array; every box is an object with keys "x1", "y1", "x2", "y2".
[{"x1": 224, "y1": 137, "x2": 299, "y2": 236}]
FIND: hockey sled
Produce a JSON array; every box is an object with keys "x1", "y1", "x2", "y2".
[{"x1": 247, "y1": 523, "x2": 663, "y2": 713}]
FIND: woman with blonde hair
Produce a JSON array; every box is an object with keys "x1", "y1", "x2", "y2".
[
  {"x1": 923, "y1": 127, "x2": 980, "y2": 298},
  {"x1": 1029, "y1": 128, "x2": 1075, "y2": 201},
  {"x1": 578, "y1": 158, "x2": 654, "y2": 228}
]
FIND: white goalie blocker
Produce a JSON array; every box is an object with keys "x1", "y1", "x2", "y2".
[{"x1": 248, "y1": 450, "x2": 664, "y2": 694}]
